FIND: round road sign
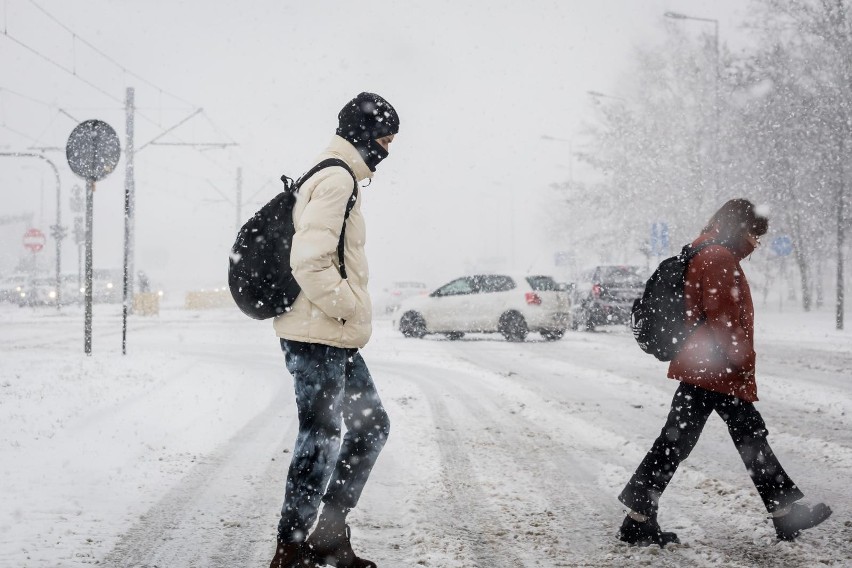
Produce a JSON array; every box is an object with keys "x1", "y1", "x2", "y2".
[
  {"x1": 23, "y1": 228, "x2": 46, "y2": 253},
  {"x1": 66, "y1": 120, "x2": 121, "y2": 182},
  {"x1": 771, "y1": 235, "x2": 794, "y2": 257}
]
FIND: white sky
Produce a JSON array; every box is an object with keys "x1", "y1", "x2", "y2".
[{"x1": 0, "y1": 0, "x2": 748, "y2": 294}]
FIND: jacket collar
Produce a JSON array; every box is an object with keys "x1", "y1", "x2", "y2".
[
  {"x1": 693, "y1": 228, "x2": 752, "y2": 261},
  {"x1": 326, "y1": 135, "x2": 373, "y2": 182}
]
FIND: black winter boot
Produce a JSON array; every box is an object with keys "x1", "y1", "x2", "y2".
[
  {"x1": 307, "y1": 525, "x2": 376, "y2": 568},
  {"x1": 269, "y1": 540, "x2": 312, "y2": 568},
  {"x1": 772, "y1": 502, "x2": 832, "y2": 541},
  {"x1": 617, "y1": 514, "x2": 680, "y2": 547}
]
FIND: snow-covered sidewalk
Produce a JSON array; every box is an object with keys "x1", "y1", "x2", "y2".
[{"x1": 0, "y1": 303, "x2": 849, "y2": 566}]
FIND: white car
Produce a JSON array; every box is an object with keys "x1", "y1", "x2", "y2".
[{"x1": 394, "y1": 274, "x2": 571, "y2": 341}]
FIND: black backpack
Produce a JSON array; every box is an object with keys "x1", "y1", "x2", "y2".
[
  {"x1": 631, "y1": 242, "x2": 715, "y2": 361},
  {"x1": 228, "y1": 158, "x2": 358, "y2": 320}
]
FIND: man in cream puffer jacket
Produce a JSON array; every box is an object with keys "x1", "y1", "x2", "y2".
[{"x1": 270, "y1": 93, "x2": 398, "y2": 568}]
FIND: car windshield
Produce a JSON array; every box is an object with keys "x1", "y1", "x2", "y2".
[
  {"x1": 433, "y1": 278, "x2": 474, "y2": 296},
  {"x1": 599, "y1": 266, "x2": 643, "y2": 286}
]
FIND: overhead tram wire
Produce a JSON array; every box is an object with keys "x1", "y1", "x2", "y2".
[
  {"x1": 27, "y1": 0, "x2": 196, "y2": 110},
  {"x1": 0, "y1": 85, "x2": 55, "y2": 109},
  {"x1": 0, "y1": 122, "x2": 40, "y2": 143},
  {"x1": 0, "y1": 87, "x2": 125, "y2": 117},
  {"x1": 1, "y1": 3, "x2": 235, "y2": 146},
  {"x1": 1, "y1": 28, "x2": 236, "y2": 170},
  {"x1": 3, "y1": 2, "x2": 244, "y2": 187},
  {"x1": 2, "y1": 26, "x2": 182, "y2": 132},
  {"x1": 24, "y1": 0, "x2": 242, "y2": 162},
  {"x1": 1, "y1": 30, "x2": 123, "y2": 105}
]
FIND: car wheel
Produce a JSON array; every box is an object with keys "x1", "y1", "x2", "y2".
[
  {"x1": 581, "y1": 307, "x2": 596, "y2": 332},
  {"x1": 444, "y1": 332, "x2": 464, "y2": 340},
  {"x1": 499, "y1": 311, "x2": 528, "y2": 342},
  {"x1": 541, "y1": 329, "x2": 564, "y2": 341},
  {"x1": 399, "y1": 311, "x2": 427, "y2": 338}
]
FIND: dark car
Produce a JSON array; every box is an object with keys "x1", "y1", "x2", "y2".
[
  {"x1": 570, "y1": 265, "x2": 645, "y2": 331},
  {"x1": 16, "y1": 274, "x2": 83, "y2": 307}
]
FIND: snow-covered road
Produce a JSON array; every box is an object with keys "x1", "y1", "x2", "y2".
[{"x1": 1, "y1": 304, "x2": 849, "y2": 567}]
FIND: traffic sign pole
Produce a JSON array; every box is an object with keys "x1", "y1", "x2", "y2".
[
  {"x1": 84, "y1": 180, "x2": 94, "y2": 355},
  {"x1": 66, "y1": 119, "x2": 121, "y2": 356}
]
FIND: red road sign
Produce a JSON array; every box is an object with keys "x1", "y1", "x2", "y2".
[{"x1": 23, "y1": 228, "x2": 46, "y2": 253}]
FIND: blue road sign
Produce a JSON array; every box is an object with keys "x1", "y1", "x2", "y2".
[
  {"x1": 771, "y1": 235, "x2": 793, "y2": 257},
  {"x1": 651, "y1": 222, "x2": 669, "y2": 256}
]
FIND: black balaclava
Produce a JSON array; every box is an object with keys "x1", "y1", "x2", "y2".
[{"x1": 336, "y1": 92, "x2": 400, "y2": 172}]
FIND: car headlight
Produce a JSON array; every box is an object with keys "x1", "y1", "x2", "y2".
[
  {"x1": 48, "y1": 291, "x2": 56, "y2": 299},
  {"x1": 20, "y1": 292, "x2": 26, "y2": 298}
]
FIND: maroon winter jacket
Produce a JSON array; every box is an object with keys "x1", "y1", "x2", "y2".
[{"x1": 667, "y1": 230, "x2": 758, "y2": 402}]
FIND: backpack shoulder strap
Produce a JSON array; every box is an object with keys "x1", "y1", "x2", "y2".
[
  {"x1": 296, "y1": 158, "x2": 356, "y2": 190},
  {"x1": 293, "y1": 157, "x2": 359, "y2": 279},
  {"x1": 293, "y1": 157, "x2": 358, "y2": 218},
  {"x1": 681, "y1": 240, "x2": 717, "y2": 261}
]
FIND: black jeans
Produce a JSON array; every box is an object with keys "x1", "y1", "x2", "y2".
[
  {"x1": 619, "y1": 382, "x2": 803, "y2": 516},
  {"x1": 277, "y1": 340, "x2": 390, "y2": 543}
]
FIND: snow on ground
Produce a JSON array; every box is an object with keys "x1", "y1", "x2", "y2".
[{"x1": 0, "y1": 301, "x2": 850, "y2": 567}]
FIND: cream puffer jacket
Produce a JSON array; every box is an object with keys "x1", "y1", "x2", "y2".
[{"x1": 273, "y1": 135, "x2": 374, "y2": 348}]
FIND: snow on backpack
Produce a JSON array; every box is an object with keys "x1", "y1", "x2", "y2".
[
  {"x1": 228, "y1": 158, "x2": 358, "y2": 320},
  {"x1": 630, "y1": 242, "x2": 715, "y2": 361}
]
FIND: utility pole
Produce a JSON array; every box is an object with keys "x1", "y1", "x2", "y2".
[
  {"x1": 838, "y1": 131, "x2": 845, "y2": 330},
  {"x1": 123, "y1": 86, "x2": 136, "y2": 354},
  {"x1": 236, "y1": 167, "x2": 243, "y2": 233}
]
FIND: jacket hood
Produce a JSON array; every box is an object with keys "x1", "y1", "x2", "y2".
[
  {"x1": 325, "y1": 135, "x2": 373, "y2": 182},
  {"x1": 693, "y1": 227, "x2": 754, "y2": 261}
]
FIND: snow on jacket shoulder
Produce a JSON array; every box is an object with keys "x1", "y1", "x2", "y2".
[
  {"x1": 667, "y1": 234, "x2": 758, "y2": 401},
  {"x1": 273, "y1": 135, "x2": 374, "y2": 349}
]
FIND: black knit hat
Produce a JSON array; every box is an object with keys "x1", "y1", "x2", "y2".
[{"x1": 336, "y1": 92, "x2": 399, "y2": 145}]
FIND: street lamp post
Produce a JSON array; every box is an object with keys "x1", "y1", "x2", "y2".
[
  {"x1": 664, "y1": 11, "x2": 721, "y2": 200},
  {"x1": 0, "y1": 152, "x2": 64, "y2": 310}
]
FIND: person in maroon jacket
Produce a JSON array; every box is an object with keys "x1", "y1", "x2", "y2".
[{"x1": 617, "y1": 199, "x2": 832, "y2": 546}]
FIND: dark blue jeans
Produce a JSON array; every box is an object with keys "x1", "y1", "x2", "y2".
[
  {"x1": 619, "y1": 382, "x2": 803, "y2": 516},
  {"x1": 277, "y1": 339, "x2": 390, "y2": 543}
]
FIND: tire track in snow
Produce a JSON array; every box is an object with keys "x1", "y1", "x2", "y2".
[
  {"x1": 415, "y1": 368, "x2": 610, "y2": 566},
  {"x1": 99, "y1": 362, "x2": 296, "y2": 567},
  {"x1": 404, "y1": 356, "x2": 719, "y2": 567},
  {"x1": 417, "y1": 334, "x2": 845, "y2": 567},
  {"x1": 416, "y1": 372, "x2": 529, "y2": 568}
]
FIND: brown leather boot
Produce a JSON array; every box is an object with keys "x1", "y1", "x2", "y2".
[
  {"x1": 269, "y1": 540, "x2": 312, "y2": 568},
  {"x1": 306, "y1": 525, "x2": 376, "y2": 568}
]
